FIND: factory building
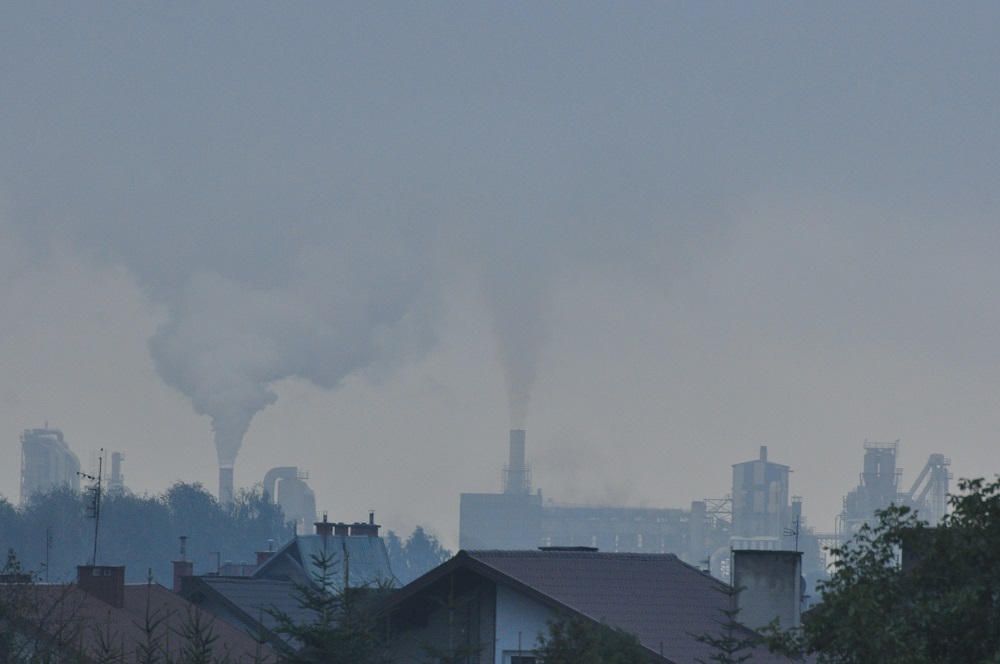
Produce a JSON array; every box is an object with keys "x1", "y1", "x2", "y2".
[
  {"x1": 730, "y1": 446, "x2": 791, "y2": 549},
  {"x1": 838, "y1": 440, "x2": 951, "y2": 535},
  {"x1": 459, "y1": 430, "x2": 730, "y2": 565},
  {"x1": 262, "y1": 466, "x2": 318, "y2": 533},
  {"x1": 20, "y1": 428, "x2": 81, "y2": 503}
]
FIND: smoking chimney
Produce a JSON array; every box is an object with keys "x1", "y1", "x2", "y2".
[
  {"x1": 504, "y1": 429, "x2": 529, "y2": 494},
  {"x1": 219, "y1": 466, "x2": 234, "y2": 504}
]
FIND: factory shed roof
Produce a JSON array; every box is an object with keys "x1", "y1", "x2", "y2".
[{"x1": 381, "y1": 549, "x2": 795, "y2": 664}]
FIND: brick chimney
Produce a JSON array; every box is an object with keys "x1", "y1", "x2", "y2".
[
  {"x1": 172, "y1": 535, "x2": 193, "y2": 593},
  {"x1": 77, "y1": 566, "x2": 126, "y2": 608},
  {"x1": 349, "y1": 511, "x2": 380, "y2": 537},
  {"x1": 315, "y1": 512, "x2": 335, "y2": 537},
  {"x1": 255, "y1": 539, "x2": 276, "y2": 568}
]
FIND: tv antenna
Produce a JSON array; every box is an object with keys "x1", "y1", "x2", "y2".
[
  {"x1": 783, "y1": 515, "x2": 801, "y2": 552},
  {"x1": 78, "y1": 450, "x2": 103, "y2": 566}
]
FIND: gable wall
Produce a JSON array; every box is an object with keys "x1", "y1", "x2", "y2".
[{"x1": 493, "y1": 584, "x2": 554, "y2": 664}]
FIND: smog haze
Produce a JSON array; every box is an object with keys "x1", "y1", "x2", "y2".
[{"x1": 2, "y1": 3, "x2": 999, "y2": 547}]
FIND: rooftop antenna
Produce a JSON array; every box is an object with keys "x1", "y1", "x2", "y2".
[
  {"x1": 784, "y1": 515, "x2": 801, "y2": 552},
  {"x1": 78, "y1": 449, "x2": 103, "y2": 565}
]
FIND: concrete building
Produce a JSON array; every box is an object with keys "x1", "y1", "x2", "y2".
[
  {"x1": 459, "y1": 430, "x2": 731, "y2": 564},
  {"x1": 20, "y1": 428, "x2": 80, "y2": 503},
  {"x1": 731, "y1": 446, "x2": 790, "y2": 548}
]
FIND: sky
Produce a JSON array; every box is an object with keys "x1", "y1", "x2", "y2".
[{"x1": 2, "y1": 3, "x2": 999, "y2": 550}]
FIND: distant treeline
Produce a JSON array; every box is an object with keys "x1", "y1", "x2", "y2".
[
  {"x1": 0, "y1": 483, "x2": 452, "y2": 588},
  {"x1": 0, "y1": 483, "x2": 289, "y2": 584}
]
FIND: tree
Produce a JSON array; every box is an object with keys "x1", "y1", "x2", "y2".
[
  {"x1": 693, "y1": 586, "x2": 755, "y2": 664},
  {"x1": 269, "y1": 549, "x2": 392, "y2": 664},
  {"x1": 766, "y1": 477, "x2": 1000, "y2": 664},
  {"x1": 0, "y1": 549, "x2": 89, "y2": 664},
  {"x1": 415, "y1": 574, "x2": 486, "y2": 664},
  {"x1": 384, "y1": 526, "x2": 451, "y2": 585},
  {"x1": 3, "y1": 482, "x2": 291, "y2": 584},
  {"x1": 535, "y1": 614, "x2": 650, "y2": 664}
]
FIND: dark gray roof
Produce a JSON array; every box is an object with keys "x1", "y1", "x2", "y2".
[
  {"x1": 196, "y1": 577, "x2": 311, "y2": 635},
  {"x1": 254, "y1": 534, "x2": 398, "y2": 589},
  {"x1": 391, "y1": 550, "x2": 794, "y2": 664}
]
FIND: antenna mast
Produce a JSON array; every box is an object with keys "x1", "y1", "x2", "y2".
[{"x1": 79, "y1": 450, "x2": 103, "y2": 566}]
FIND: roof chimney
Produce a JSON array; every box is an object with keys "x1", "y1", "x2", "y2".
[
  {"x1": 172, "y1": 536, "x2": 193, "y2": 592},
  {"x1": 348, "y1": 512, "x2": 380, "y2": 537},
  {"x1": 255, "y1": 539, "x2": 276, "y2": 568},
  {"x1": 733, "y1": 550, "x2": 803, "y2": 630},
  {"x1": 760, "y1": 446, "x2": 768, "y2": 462},
  {"x1": 77, "y1": 566, "x2": 126, "y2": 608},
  {"x1": 315, "y1": 511, "x2": 335, "y2": 537}
]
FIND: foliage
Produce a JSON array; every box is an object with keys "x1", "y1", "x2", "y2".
[
  {"x1": 0, "y1": 549, "x2": 88, "y2": 664},
  {"x1": 2, "y1": 482, "x2": 290, "y2": 583},
  {"x1": 384, "y1": 526, "x2": 452, "y2": 585},
  {"x1": 693, "y1": 586, "x2": 756, "y2": 664},
  {"x1": 766, "y1": 477, "x2": 1000, "y2": 664},
  {"x1": 415, "y1": 574, "x2": 486, "y2": 664},
  {"x1": 534, "y1": 614, "x2": 650, "y2": 664},
  {"x1": 269, "y1": 549, "x2": 392, "y2": 664},
  {"x1": 176, "y1": 606, "x2": 226, "y2": 664}
]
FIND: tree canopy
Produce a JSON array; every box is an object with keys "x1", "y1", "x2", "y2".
[
  {"x1": 768, "y1": 476, "x2": 1000, "y2": 664},
  {"x1": 1, "y1": 482, "x2": 289, "y2": 583},
  {"x1": 535, "y1": 614, "x2": 651, "y2": 664},
  {"x1": 383, "y1": 527, "x2": 451, "y2": 585}
]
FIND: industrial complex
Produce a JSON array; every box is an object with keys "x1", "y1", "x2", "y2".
[{"x1": 19, "y1": 424, "x2": 952, "y2": 590}]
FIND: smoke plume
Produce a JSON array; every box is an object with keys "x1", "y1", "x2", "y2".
[
  {"x1": 480, "y1": 246, "x2": 553, "y2": 429},
  {"x1": 148, "y1": 243, "x2": 431, "y2": 471}
]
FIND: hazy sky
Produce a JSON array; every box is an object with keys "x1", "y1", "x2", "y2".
[{"x1": 2, "y1": 3, "x2": 998, "y2": 549}]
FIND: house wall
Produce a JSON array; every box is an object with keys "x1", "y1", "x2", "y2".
[
  {"x1": 493, "y1": 585, "x2": 554, "y2": 664},
  {"x1": 386, "y1": 575, "x2": 496, "y2": 664}
]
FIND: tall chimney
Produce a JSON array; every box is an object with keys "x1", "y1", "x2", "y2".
[
  {"x1": 219, "y1": 466, "x2": 234, "y2": 504},
  {"x1": 505, "y1": 429, "x2": 527, "y2": 494}
]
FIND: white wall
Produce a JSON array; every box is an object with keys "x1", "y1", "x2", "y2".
[{"x1": 493, "y1": 584, "x2": 555, "y2": 664}]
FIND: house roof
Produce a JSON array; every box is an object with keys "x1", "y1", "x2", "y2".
[
  {"x1": 9, "y1": 582, "x2": 276, "y2": 664},
  {"x1": 382, "y1": 549, "x2": 793, "y2": 664},
  {"x1": 253, "y1": 534, "x2": 398, "y2": 588},
  {"x1": 183, "y1": 576, "x2": 309, "y2": 646}
]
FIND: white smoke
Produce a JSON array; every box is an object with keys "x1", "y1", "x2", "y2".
[
  {"x1": 485, "y1": 276, "x2": 551, "y2": 429},
  {"x1": 148, "y1": 243, "x2": 432, "y2": 471}
]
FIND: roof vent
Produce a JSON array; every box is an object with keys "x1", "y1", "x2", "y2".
[{"x1": 538, "y1": 546, "x2": 598, "y2": 552}]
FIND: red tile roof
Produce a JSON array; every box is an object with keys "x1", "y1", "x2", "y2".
[{"x1": 7, "y1": 582, "x2": 277, "y2": 664}]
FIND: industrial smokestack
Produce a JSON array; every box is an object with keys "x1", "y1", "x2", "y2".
[
  {"x1": 504, "y1": 429, "x2": 528, "y2": 494},
  {"x1": 219, "y1": 466, "x2": 234, "y2": 504}
]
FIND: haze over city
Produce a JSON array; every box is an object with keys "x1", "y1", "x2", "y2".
[{"x1": 2, "y1": 3, "x2": 998, "y2": 549}]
